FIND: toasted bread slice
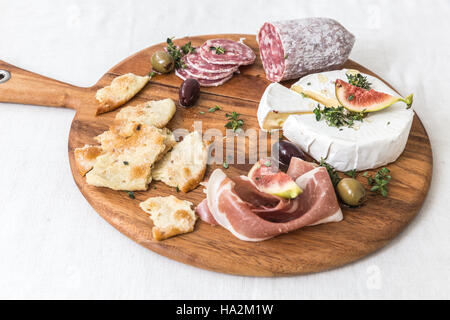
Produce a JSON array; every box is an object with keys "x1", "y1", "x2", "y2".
[
  {"x1": 86, "y1": 125, "x2": 176, "y2": 191},
  {"x1": 86, "y1": 153, "x2": 153, "y2": 191},
  {"x1": 95, "y1": 73, "x2": 150, "y2": 115},
  {"x1": 152, "y1": 131, "x2": 208, "y2": 192},
  {"x1": 114, "y1": 98, "x2": 176, "y2": 135},
  {"x1": 95, "y1": 125, "x2": 176, "y2": 156},
  {"x1": 74, "y1": 145, "x2": 103, "y2": 176},
  {"x1": 140, "y1": 195, "x2": 197, "y2": 241}
]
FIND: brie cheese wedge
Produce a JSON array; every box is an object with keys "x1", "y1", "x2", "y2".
[
  {"x1": 283, "y1": 70, "x2": 414, "y2": 171},
  {"x1": 257, "y1": 82, "x2": 316, "y2": 131}
]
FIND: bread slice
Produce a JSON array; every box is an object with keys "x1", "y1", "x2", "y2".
[
  {"x1": 152, "y1": 131, "x2": 208, "y2": 192},
  {"x1": 140, "y1": 195, "x2": 197, "y2": 241},
  {"x1": 114, "y1": 98, "x2": 176, "y2": 133},
  {"x1": 95, "y1": 73, "x2": 150, "y2": 115},
  {"x1": 74, "y1": 145, "x2": 103, "y2": 176},
  {"x1": 86, "y1": 125, "x2": 176, "y2": 191}
]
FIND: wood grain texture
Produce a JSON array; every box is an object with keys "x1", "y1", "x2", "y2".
[{"x1": 0, "y1": 34, "x2": 433, "y2": 276}]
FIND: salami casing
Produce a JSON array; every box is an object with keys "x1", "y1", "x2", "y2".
[{"x1": 257, "y1": 18, "x2": 355, "y2": 82}]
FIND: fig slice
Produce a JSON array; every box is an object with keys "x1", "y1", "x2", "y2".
[
  {"x1": 335, "y1": 79, "x2": 413, "y2": 112},
  {"x1": 248, "y1": 159, "x2": 302, "y2": 199}
]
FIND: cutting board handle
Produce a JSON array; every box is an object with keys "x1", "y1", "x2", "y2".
[{"x1": 0, "y1": 60, "x2": 94, "y2": 111}]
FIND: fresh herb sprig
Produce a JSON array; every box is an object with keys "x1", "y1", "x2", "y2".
[
  {"x1": 210, "y1": 46, "x2": 226, "y2": 54},
  {"x1": 363, "y1": 167, "x2": 392, "y2": 197},
  {"x1": 319, "y1": 158, "x2": 341, "y2": 187},
  {"x1": 208, "y1": 105, "x2": 222, "y2": 113},
  {"x1": 313, "y1": 105, "x2": 365, "y2": 129},
  {"x1": 181, "y1": 41, "x2": 196, "y2": 55},
  {"x1": 225, "y1": 112, "x2": 244, "y2": 132},
  {"x1": 345, "y1": 169, "x2": 357, "y2": 178},
  {"x1": 346, "y1": 73, "x2": 372, "y2": 90},
  {"x1": 166, "y1": 38, "x2": 196, "y2": 70}
]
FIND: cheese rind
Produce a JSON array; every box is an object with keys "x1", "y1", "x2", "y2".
[
  {"x1": 257, "y1": 82, "x2": 316, "y2": 131},
  {"x1": 283, "y1": 70, "x2": 414, "y2": 171}
]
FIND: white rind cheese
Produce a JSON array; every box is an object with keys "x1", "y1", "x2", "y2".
[
  {"x1": 282, "y1": 69, "x2": 414, "y2": 171},
  {"x1": 257, "y1": 82, "x2": 316, "y2": 131}
]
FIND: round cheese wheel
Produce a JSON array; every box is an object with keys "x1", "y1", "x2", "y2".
[{"x1": 282, "y1": 69, "x2": 414, "y2": 171}]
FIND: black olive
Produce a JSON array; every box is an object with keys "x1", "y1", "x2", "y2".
[
  {"x1": 179, "y1": 79, "x2": 200, "y2": 107},
  {"x1": 271, "y1": 140, "x2": 306, "y2": 172}
]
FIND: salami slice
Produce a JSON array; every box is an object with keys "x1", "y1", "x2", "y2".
[
  {"x1": 185, "y1": 52, "x2": 239, "y2": 74},
  {"x1": 199, "y1": 39, "x2": 256, "y2": 66},
  {"x1": 257, "y1": 18, "x2": 355, "y2": 82},
  {"x1": 175, "y1": 68, "x2": 234, "y2": 87},
  {"x1": 181, "y1": 56, "x2": 235, "y2": 80}
]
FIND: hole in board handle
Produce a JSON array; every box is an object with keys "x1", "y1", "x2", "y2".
[{"x1": 0, "y1": 70, "x2": 11, "y2": 83}]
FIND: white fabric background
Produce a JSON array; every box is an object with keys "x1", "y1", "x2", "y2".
[{"x1": 0, "y1": 0, "x2": 448, "y2": 299}]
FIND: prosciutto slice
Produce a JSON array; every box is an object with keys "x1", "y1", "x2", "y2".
[{"x1": 195, "y1": 157, "x2": 342, "y2": 241}]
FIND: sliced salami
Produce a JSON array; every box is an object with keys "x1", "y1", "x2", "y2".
[
  {"x1": 199, "y1": 39, "x2": 256, "y2": 66},
  {"x1": 185, "y1": 52, "x2": 239, "y2": 74},
  {"x1": 181, "y1": 56, "x2": 235, "y2": 80},
  {"x1": 175, "y1": 68, "x2": 233, "y2": 87},
  {"x1": 257, "y1": 18, "x2": 355, "y2": 82}
]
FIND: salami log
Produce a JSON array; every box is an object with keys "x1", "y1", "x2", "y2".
[
  {"x1": 257, "y1": 18, "x2": 355, "y2": 82},
  {"x1": 199, "y1": 39, "x2": 256, "y2": 65}
]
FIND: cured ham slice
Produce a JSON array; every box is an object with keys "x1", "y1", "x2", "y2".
[
  {"x1": 196, "y1": 198, "x2": 218, "y2": 226},
  {"x1": 195, "y1": 157, "x2": 342, "y2": 241}
]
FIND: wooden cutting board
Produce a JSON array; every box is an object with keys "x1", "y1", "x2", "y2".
[{"x1": 0, "y1": 34, "x2": 432, "y2": 276}]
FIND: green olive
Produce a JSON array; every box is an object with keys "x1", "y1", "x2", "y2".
[
  {"x1": 151, "y1": 51, "x2": 174, "y2": 73},
  {"x1": 336, "y1": 178, "x2": 366, "y2": 207}
]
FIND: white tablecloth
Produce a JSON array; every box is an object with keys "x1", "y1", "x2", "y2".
[{"x1": 0, "y1": 0, "x2": 448, "y2": 299}]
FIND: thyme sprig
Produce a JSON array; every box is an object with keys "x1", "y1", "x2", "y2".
[
  {"x1": 210, "y1": 46, "x2": 226, "y2": 54},
  {"x1": 319, "y1": 158, "x2": 341, "y2": 187},
  {"x1": 346, "y1": 73, "x2": 372, "y2": 90},
  {"x1": 225, "y1": 112, "x2": 244, "y2": 132},
  {"x1": 208, "y1": 105, "x2": 222, "y2": 113},
  {"x1": 313, "y1": 105, "x2": 365, "y2": 129},
  {"x1": 345, "y1": 169, "x2": 357, "y2": 178},
  {"x1": 363, "y1": 167, "x2": 392, "y2": 197},
  {"x1": 166, "y1": 38, "x2": 196, "y2": 70},
  {"x1": 180, "y1": 41, "x2": 196, "y2": 55}
]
